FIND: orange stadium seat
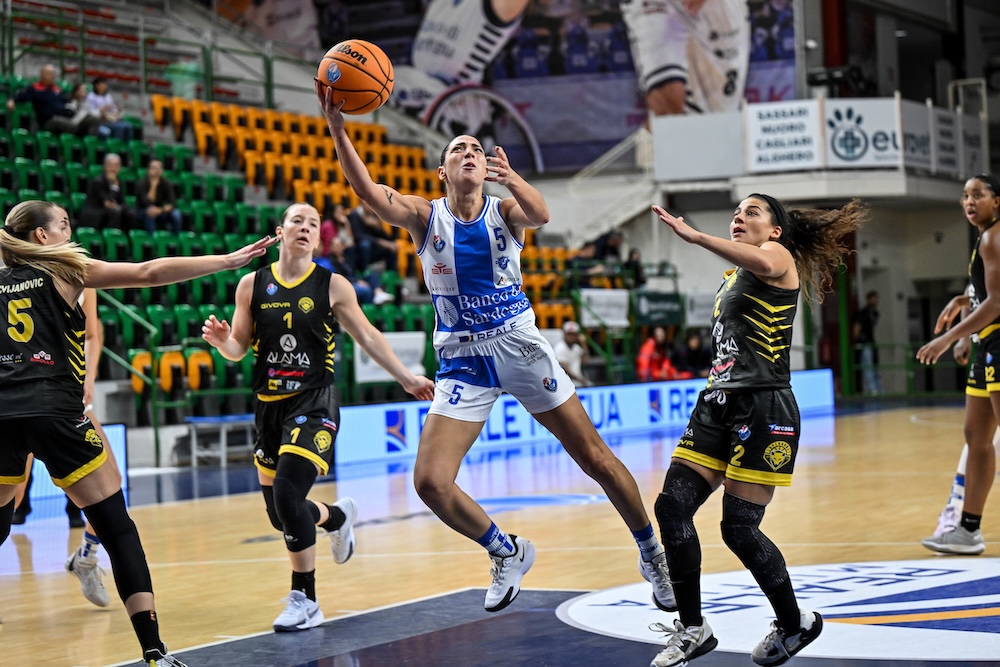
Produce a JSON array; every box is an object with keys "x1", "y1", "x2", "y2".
[
  {"x1": 192, "y1": 122, "x2": 214, "y2": 157},
  {"x1": 185, "y1": 348, "x2": 214, "y2": 391},
  {"x1": 243, "y1": 150, "x2": 263, "y2": 187},
  {"x1": 264, "y1": 109, "x2": 285, "y2": 133},
  {"x1": 307, "y1": 136, "x2": 329, "y2": 161},
  {"x1": 150, "y1": 94, "x2": 171, "y2": 129},
  {"x1": 292, "y1": 179, "x2": 311, "y2": 204},
  {"x1": 244, "y1": 106, "x2": 266, "y2": 131},
  {"x1": 209, "y1": 101, "x2": 232, "y2": 126}
]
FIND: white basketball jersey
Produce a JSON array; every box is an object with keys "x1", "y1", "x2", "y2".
[
  {"x1": 418, "y1": 195, "x2": 533, "y2": 347},
  {"x1": 411, "y1": 0, "x2": 524, "y2": 85}
]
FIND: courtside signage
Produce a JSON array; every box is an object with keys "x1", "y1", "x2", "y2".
[{"x1": 336, "y1": 369, "x2": 833, "y2": 465}]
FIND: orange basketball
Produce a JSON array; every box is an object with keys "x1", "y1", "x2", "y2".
[{"x1": 317, "y1": 39, "x2": 394, "y2": 115}]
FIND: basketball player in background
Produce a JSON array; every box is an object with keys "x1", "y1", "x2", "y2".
[
  {"x1": 317, "y1": 82, "x2": 678, "y2": 615},
  {"x1": 202, "y1": 202, "x2": 434, "y2": 632},
  {"x1": 621, "y1": 0, "x2": 750, "y2": 115},
  {"x1": 391, "y1": 0, "x2": 530, "y2": 116}
]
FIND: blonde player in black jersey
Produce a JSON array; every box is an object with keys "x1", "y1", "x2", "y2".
[
  {"x1": 201, "y1": 202, "x2": 434, "y2": 632},
  {"x1": 646, "y1": 195, "x2": 865, "y2": 667},
  {"x1": 0, "y1": 199, "x2": 275, "y2": 667},
  {"x1": 917, "y1": 174, "x2": 1000, "y2": 556}
]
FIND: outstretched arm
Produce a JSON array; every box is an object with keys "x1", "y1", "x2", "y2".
[
  {"x1": 81, "y1": 288, "x2": 103, "y2": 408},
  {"x1": 329, "y1": 274, "x2": 435, "y2": 400},
  {"x1": 84, "y1": 236, "x2": 275, "y2": 289},
  {"x1": 652, "y1": 205, "x2": 795, "y2": 281},
  {"x1": 315, "y1": 82, "x2": 430, "y2": 238}
]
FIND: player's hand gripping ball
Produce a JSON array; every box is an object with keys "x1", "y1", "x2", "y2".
[{"x1": 316, "y1": 39, "x2": 394, "y2": 115}]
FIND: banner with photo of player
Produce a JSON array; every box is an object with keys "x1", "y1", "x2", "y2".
[{"x1": 271, "y1": 0, "x2": 799, "y2": 173}]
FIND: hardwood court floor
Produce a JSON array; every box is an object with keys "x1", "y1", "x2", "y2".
[{"x1": 1, "y1": 404, "x2": 996, "y2": 666}]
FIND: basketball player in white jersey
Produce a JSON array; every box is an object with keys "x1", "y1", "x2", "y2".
[
  {"x1": 317, "y1": 81, "x2": 676, "y2": 614},
  {"x1": 621, "y1": 0, "x2": 750, "y2": 115},
  {"x1": 391, "y1": 0, "x2": 529, "y2": 115}
]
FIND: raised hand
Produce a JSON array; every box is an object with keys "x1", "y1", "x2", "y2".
[{"x1": 225, "y1": 235, "x2": 278, "y2": 269}]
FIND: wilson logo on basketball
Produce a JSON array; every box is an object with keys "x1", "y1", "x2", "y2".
[
  {"x1": 336, "y1": 44, "x2": 368, "y2": 65},
  {"x1": 431, "y1": 263, "x2": 454, "y2": 274}
]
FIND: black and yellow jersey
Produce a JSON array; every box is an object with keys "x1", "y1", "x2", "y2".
[
  {"x1": 969, "y1": 218, "x2": 1000, "y2": 341},
  {"x1": 0, "y1": 265, "x2": 86, "y2": 417},
  {"x1": 707, "y1": 268, "x2": 798, "y2": 390},
  {"x1": 250, "y1": 263, "x2": 336, "y2": 398}
]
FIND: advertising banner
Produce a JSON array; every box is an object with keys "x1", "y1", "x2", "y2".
[
  {"x1": 746, "y1": 100, "x2": 823, "y2": 173},
  {"x1": 578, "y1": 288, "x2": 631, "y2": 329},
  {"x1": 960, "y1": 113, "x2": 988, "y2": 177},
  {"x1": 335, "y1": 369, "x2": 834, "y2": 467},
  {"x1": 824, "y1": 98, "x2": 900, "y2": 169},
  {"x1": 932, "y1": 108, "x2": 960, "y2": 177},
  {"x1": 354, "y1": 331, "x2": 426, "y2": 384},
  {"x1": 899, "y1": 99, "x2": 932, "y2": 171},
  {"x1": 634, "y1": 291, "x2": 683, "y2": 326}
]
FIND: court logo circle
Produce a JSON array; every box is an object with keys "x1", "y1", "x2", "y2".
[{"x1": 556, "y1": 559, "x2": 1000, "y2": 661}]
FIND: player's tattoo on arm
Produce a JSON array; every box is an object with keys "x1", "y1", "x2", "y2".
[{"x1": 381, "y1": 185, "x2": 393, "y2": 205}]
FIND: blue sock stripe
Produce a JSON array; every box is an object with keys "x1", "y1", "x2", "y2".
[
  {"x1": 631, "y1": 524, "x2": 655, "y2": 541},
  {"x1": 476, "y1": 523, "x2": 501, "y2": 549},
  {"x1": 84, "y1": 530, "x2": 100, "y2": 545}
]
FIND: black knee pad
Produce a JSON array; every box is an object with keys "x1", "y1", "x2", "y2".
[
  {"x1": 720, "y1": 493, "x2": 788, "y2": 589},
  {"x1": 82, "y1": 490, "x2": 153, "y2": 602},
  {"x1": 273, "y1": 455, "x2": 320, "y2": 553},
  {"x1": 0, "y1": 499, "x2": 13, "y2": 545},
  {"x1": 261, "y1": 485, "x2": 283, "y2": 532},
  {"x1": 654, "y1": 463, "x2": 713, "y2": 545}
]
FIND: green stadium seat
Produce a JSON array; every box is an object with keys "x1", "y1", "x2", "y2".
[
  {"x1": 187, "y1": 199, "x2": 215, "y2": 234},
  {"x1": 0, "y1": 131, "x2": 10, "y2": 161},
  {"x1": 212, "y1": 270, "x2": 241, "y2": 304},
  {"x1": 146, "y1": 303, "x2": 178, "y2": 345},
  {"x1": 11, "y1": 128, "x2": 36, "y2": 160},
  {"x1": 129, "y1": 229, "x2": 155, "y2": 262},
  {"x1": 35, "y1": 132, "x2": 60, "y2": 161},
  {"x1": 11, "y1": 102, "x2": 33, "y2": 131},
  {"x1": 0, "y1": 158, "x2": 14, "y2": 191},
  {"x1": 222, "y1": 232, "x2": 245, "y2": 253},
  {"x1": 44, "y1": 191, "x2": 70, "y2": 212},
  {"x1": 235, "y1": 202, "x2": 258, "y2": 235},
  {"x1": 14, "y1": 157, "x2": 41, "y2": 192},
  {"x1": 101, "y1": 228, "x2": 129, "y2": 262},
  {"x1": 152, "y1": 230, "x2": 180, "y2": 257},
  {"x1": 66, "y1": 163, "x2": 89, "y2": 194},
  {"x1": 204, "y1": 173, "x2": 226, "y2": 202},
  {"x1": 214, "y1": 201, "x2": 238, "y2": 233},
  {"x1": 69, "y1": 191, "x2": 87, "y2": 216},
  {"x1": 173, "y1": 303, "x2": 202, "y2": 342},
  {"x1": 59, "y1": 134, "x2": 85, "y2": 164},
  {"x1": 200, "y1": 232, "x2": 225, "y2": 255},
  {"x1": 73, "y1": 226, "x2": 104, "y2": 259},
  {"x1": 106, "y1": 138, "x2": 129, "y2": 165},
  {"x1": 39, "y1": 159, "x2": 66, "y2": 192},
  {"x1": 223, "y1": 174, "x2": 245, "y2": 204},
  {"x1": 188, "y1": 275, "x2": 214, "y2": 304},
  {"x1": 178, "y1": 231, "x2": 204, "y2": 257},
  {"x1": 97, "y1": 304, "x2": 121, "y2": 354},
  {"x1": 127, "y1": 140, "x2": 151, "y2": 169},
  {"x1": 179, "y1": 172, "x2": 205, "y2": 202},
  {"x1": 16, "y1": 188, "x2": 41, "y2": 202}
]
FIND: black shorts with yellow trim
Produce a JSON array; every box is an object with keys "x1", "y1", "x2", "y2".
[
  {"x1": 672, "y1": 387, "x2": 800, "y2": 487},
  {"x1": 966, "y1": 329, "x2": 1000, "y2": 397},
  {"x1": 0, "y1": 414, "x2": 107, "y2": 487},
  {"x1": 254, "y1": 385, "x2": 340, "y2": 477}
]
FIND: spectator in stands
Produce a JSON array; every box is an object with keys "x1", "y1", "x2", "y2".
[
  {"x1": 135, "y1": 159, "x2": 182, "y2": 234},
  {"x1": 80, "y1": 153, "x2": 133, "y2": 230},
  {"x1": 593, "y1": 229, "x2": 624, "y2": 261},
  {"x1": 6, "y1": 65, "x2": 99, "y2": 135},
  {"x1": 624, "y1": 247, "x2": 647, "y2": 289},
  {"x1": 554, "y1": 320, "x2": 592, "y2": 387},
  {"x1": 65, "y1": 82, "x2": 107, "y2": 138},
  {"x1": 348, "y1": 204, "x2": 398, "y2": 272},
  {"x1": 86, "y1": 77, "x2": 134, "y2": 141},
  {"x1": 316, "y1": 235, "x2": 394, "y2": 305},
  {"x1": 672, "y1": 329, "x2": 712, "y2": 379},
  {"x1": 637, "y1": 325, "x2": 681, "y2": 381},
  {"x1": 566, "y1": 241, "x2": 606, "y2": 290}
]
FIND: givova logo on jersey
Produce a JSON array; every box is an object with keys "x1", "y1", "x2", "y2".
[{"x1": 557, "y1": 559, "x2": 1000, "y2": 661}]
